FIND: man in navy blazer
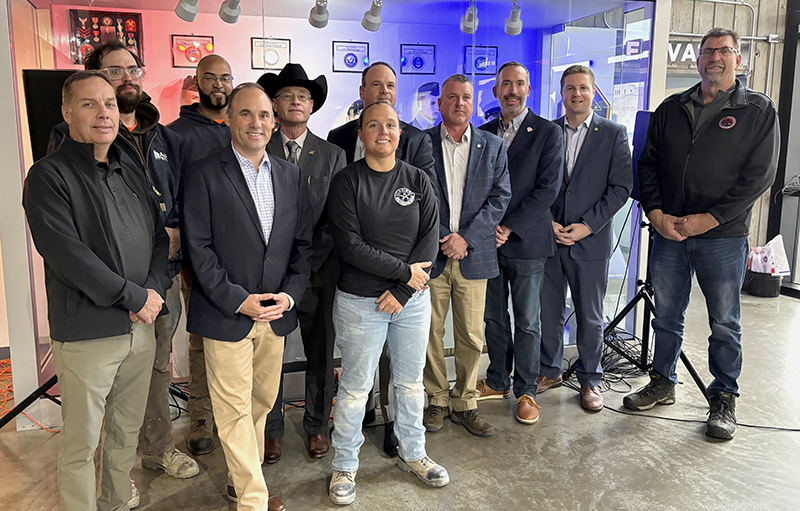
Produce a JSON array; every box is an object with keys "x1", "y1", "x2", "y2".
[
  {"x1": 326, "y1": 61, "x2": 435, "y2": 455},
  {"x1": 538, "y1": 66, "x2": 633, "y2": 412},
  {"x1": 476, "y1": 62, "x2": 564, "y2": 426},
  {"x1": 181, "y1": 83, "x2": 312, "y2": 511},
  {"x1": 422, "y1": 74, "x2": 510, "y2": 438}
]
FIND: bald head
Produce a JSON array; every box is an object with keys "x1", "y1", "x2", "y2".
[{"x1": 195, "y1": 54, "x2": 233, "y2": 116}]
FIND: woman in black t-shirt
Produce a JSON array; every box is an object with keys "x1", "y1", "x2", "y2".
[{"x1": 326, "y1": 102, "x2": 448, "y2": 505}]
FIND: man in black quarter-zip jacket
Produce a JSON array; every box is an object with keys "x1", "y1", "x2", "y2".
[
  {"x1": 47, "y1": 42, "x2": 196, "y2": 492},
  {"x1": 625, "y1": 27, "x2": 779, "y2": 441}
]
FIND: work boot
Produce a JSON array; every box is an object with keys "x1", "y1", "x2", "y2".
[
  {"x1": 706, "y1": 391, "x2": 737, "y2": 440},
  {"x1": 329, "y1": 470, "x2": 357, "y2": 505},
  {"x1": 142, "y1": 448, "x2": 200, "y2": 478},
  {"x1": 423, "y1": 405, "x2": 449, "y2": 432},
  {"x1": 186, "y1": 419, "x2": 215, "y2": 455},
  {"x1": 451, "y1": 408, "x2": 494, "y2": 437},
  {"x1": 623, "y1": 373, "x2": 676, "y2": 411}
]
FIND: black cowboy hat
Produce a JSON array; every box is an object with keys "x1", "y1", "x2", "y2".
[{"x1": 257, "y1": 63, "x2": 327, "y2": 113}]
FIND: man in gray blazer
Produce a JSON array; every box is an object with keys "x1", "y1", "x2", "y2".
[
  {"x1": 422, "y1": 74, "x2": 510, "y2": 438},
  {"x1": 539, "y1": 65, "x2": 632, "y2": 411},
  {"x1": 257, "y1": 64, "x2": 346, "y2": 462}
]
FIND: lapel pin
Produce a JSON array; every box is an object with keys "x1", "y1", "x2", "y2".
[
  {"x1": 477, "y1": 144, "x2": 481, "y2": 148},
  {"x1": 309, "y1": 150, "x2": 315, "y2": 154},
  {"x1": 594, "y1": 127, "x2": 599, "y2": 131},
  {"x1": 526, "y1": 127, "x2": 533, "y2": 132}
]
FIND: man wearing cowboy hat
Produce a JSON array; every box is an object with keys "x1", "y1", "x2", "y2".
[{"x1": 257, "y1": 64, "x2": 346, "y2": 463}]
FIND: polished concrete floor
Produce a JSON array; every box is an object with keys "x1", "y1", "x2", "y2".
[{"x1": 3, "y1": 287, "x2": 800, "y2": 511}]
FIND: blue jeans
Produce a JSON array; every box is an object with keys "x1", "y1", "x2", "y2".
[
  {"x1": 483, "y1": 254, "x2": 547, "y2": 399},
  {"x1": 650, "y1": 234, "x2": 748, "y2": 395},
  {"x1": 331, "y1": 289, "x2": 430, "y2": 472}
]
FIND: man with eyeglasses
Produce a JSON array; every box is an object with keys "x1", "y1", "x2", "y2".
[
  {"x1": 168, "y1": 54, "x2": 235, "y2": 457},
  {"x1": 255, "y1": 64, "x2": 346, "y2": 465},
  {"x1": 626, "y1": 27, "x2": 779, "y2": 440},
  {"x1": 46, "y1": 42, "x2": 196, "y2": 503}
]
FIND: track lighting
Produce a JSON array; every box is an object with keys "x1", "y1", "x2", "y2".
[
  {"x1": 461, "y1": 1, "x2": 478, "y2": 34},
  {"x1": 309, "y1": 0, "x2": 330, "y2": 29},
  {"x1": 219, "y1": 0, "x2": 241, "y2": 23},
  {"x1": 362, "y1": 0, "x2": 383, "y2": 32},
  {"x1": 175, "y1": 0, "x2": 199, "y2": 22},
  {"x1": 505, "y1": 1, "x2": 522, "y2": 36}
]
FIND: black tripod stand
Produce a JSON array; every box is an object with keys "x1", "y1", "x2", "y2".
[{"x1": 562, "y1": 218, "x2": 708, "y2": 401}]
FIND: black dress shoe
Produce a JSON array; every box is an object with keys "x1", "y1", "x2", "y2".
[{"x1": 383, "y1": 421, "x2": 399, "y2": 456}]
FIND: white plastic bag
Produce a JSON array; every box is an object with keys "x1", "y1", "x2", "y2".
[{"x1": 747, "y1": 235, "x2": 791, "y2": 275}]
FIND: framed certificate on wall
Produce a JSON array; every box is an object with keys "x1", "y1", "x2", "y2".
[
  {"x1": 332, "y1": 41, "x2": 369, "y2": 73},
  {"x1": 252, "y1": 38, "x2": 290, "y2": 70},
  {"x1": 171, "y1": 35, "x2": 214, "y2": 68},
  {"x1": 465, "y1": 45, "x2": 498, "y2": 75},
  {"x1": 400, "y1": 44, "x2": 436, "y2": 75}
]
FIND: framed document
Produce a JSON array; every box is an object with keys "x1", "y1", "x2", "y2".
[
  {"x1": 332, "y1": 41, "x2": 369, "y2": 73},
  {"x1": 171, "y1": 35, "x2": 214, "y2": 68},
  {"x1": 251, "y1": 38, "x2": 290, "y2": 70},
  {"x1": 400, "y1": 44, "x2": 435, "y2": 75},
  {"x1": 464, "y1": 45, "x2": 498, "y2": 75}
]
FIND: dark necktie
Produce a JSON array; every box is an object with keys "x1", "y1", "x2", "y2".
[{"x1": 286, "y1": 140, "x2": 301, "y2": 165}]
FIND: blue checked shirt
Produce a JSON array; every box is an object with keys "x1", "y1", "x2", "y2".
[{"x1": 232, "y1": 143, "x2": 275, "y2": 243}]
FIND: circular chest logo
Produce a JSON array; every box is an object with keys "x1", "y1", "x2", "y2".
[
  {"x1": 344, "y1": 53, "x2": 358, "y2": 68},
  {"x1": 474, "y1": 56, "x2": 488, "y2": 71},
  {"x1": 394, "y1": 188, "x2": 415, "y2": 206},
  {"x1": 719, "y1": 116, "x2": 737, "y2": 129},
  {"x1": 412, "y1": 56, "x2": 425, "y2": 69}
]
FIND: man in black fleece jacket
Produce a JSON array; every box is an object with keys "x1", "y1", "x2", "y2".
[{"x1": 625, "y1": 27, "x2": 779, "y2": 441}]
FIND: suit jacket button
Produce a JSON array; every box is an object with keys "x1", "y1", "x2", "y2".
[
  {"x1": 265, "y1": 254, "x2": 270, "y2": 260},
  {"x1": 257, "y1": 283, "x2": 262, "y2": 290}
]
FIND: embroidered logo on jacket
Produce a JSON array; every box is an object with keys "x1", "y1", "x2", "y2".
[
  {"x1": 394, "y1": 188, "x2": 415, "y2": 206},
  {"x1": 153, "y1": 150, "x2": 169, "y2": 161},
  {"x1": 718, "y1": 116, "x2": 737, "y2": 129}
]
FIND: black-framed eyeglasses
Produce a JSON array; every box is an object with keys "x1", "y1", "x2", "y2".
[
  {"x1": 698, "y1": 46, "x2": 739, "y2": 57},
  {"x1": 276, "y1": 92, "x2": 310, "y2": 102},
  {"x1": 103, "y1": 67, "x2": 144, "y2": 79},
  {"x1": 201, "y1": 74, "x2": 233, "y2": 84}
]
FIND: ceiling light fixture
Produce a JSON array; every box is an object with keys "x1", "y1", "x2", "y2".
[
  {"x1": 361, "y1": 0, "x2": 383, "y2": 32},
  {"x1": 505, "y1": 1, "x2": 522, "y2": 36},
  {"x1": 460, "y1": 1, "x2": 478, "y2": 34},
  {"x1": 219, "y1": 0, "x2": 241, "y2": 23},
  {"x1": 309, "y1": 0, "x2": 330, "y2": 29},
  {"x1": 175, "y1": 0, "x2": 199, "y2": 22}
]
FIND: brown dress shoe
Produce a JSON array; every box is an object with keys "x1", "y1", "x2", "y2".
[
  {"x1": 580, "y1": 386, "x2": 604, "y2": 411},
  {"x1": 268, "y1": 495, "x2": 285, "y2": 511},
  {"x1": 307, "y1": 434, "x2": 329, "y2": 458},
  {"x1": 263, "y1": 438, "x2": 281, "y2": 464},
  {"x1": 515, "y1": 395, "x2": 541, "y2": 425},
  {"x1": 536, "y1": 374, "x2": 563, "y2": 394},
  {"x1": 476, "y1": 379, "x2": 511, "y2": 400}
]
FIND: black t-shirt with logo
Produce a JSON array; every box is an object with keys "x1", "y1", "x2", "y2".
[{"x1": 327, "y1": 158, "x2": 439, "y2": 306}]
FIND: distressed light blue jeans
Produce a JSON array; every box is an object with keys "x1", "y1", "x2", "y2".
[{"x1": 331, "y1": 289, "x2": 430, "y2": 472}]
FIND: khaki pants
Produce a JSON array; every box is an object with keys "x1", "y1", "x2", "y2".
[
  {"x1": 52, "y1": 323, "x2": 156, "y2": 511},
  {"x1": 424, "y1": 259, "x2": 487, "y2": 411},
  {"x1": 204, "y1": 323, "x2": 284, "y2": 511}
]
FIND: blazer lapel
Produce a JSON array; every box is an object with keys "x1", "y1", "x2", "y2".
[
  {"x1": 463, "y1": 125, "x2": 483, "y2": 204},
  {"x1": 299, "y1": 131, "x2": 318, "y2": 167},
  {"x1": 222, "y1": 148, "x2": 266, "y2": 245},
  {"x1": 265, "y1": 154, "x2": 285, "y2": 251},
  {"x1": 428, "y1": 126, "x2": 449, "y2": 207},
  {"x1": 266, "y1": 134, "x2": 284, "y2": 160},
  {"x1": 555, "y1": 116, "x2": 569, "y2": 186},
  {"x1": 506, "y1": 110, "x2": 536, "y2": 163},
  {"x1": 568, "y1": 115, "x2": 600, "y2": 184}
]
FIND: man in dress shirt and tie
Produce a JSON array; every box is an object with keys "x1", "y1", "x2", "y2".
[
  {"x1": 422, "y1": 74, "x2": 510, "y2": 437},
  {"x1": 181, "y1": 83, "x2": 312, "y2": 511},
  {"x1": 538, "y1": 65, "x2": 632, "y2": 411},
  {"x1": 257, "y1": 63, "x2": 346, "y2": 463}
]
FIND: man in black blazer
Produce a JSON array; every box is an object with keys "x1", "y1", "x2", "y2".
[
  {"x1": 477, "y1": 62, "x2": 564, "y2": 426},
  {"x1": 422, "y1": 74, "x2": 510, "y2": 438},
  {"x1": 326, "y1": 61, "x2": 435, "y2": 455},
  {"x1": 539, "y1": 66, "x2": 633, "y2": 411},
  {"x1": 181, "y1": 83, "x2": 312, "y2": 511},
  {"x1": 257, "y1": 64, "x2": 346, "y2": 462}
]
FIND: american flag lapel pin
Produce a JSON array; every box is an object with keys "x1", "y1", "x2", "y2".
[
  {"x1": 526, "y1": 127, "x2": 533, "y2": 132},
  {"x1": 308, "y1": 176, "x2": 311, "y2": 187},
  {"x1": 309, "y1": 150, "x2": 315, "y2": 155}
]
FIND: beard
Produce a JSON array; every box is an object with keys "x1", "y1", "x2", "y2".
[
  {"x1": 704, "y1": 64, "x2": 725, "y2": 84},
  {"x1": 199, "y1": 89, "x2": 229, "y2": 110},
  {"x1": 116, "y1": 83, "x2": 142, "y2": 114}
]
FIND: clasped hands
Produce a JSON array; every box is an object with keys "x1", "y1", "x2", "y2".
[
  {"x1": 129, "y1": 288, "x2": 164, "y2": 324},
  {"x1": 648, "y1": 210, "x2": 720, "y2": 241},
  {"x1": 375, "y1": 261, "x2": 432, "y2": 315}
]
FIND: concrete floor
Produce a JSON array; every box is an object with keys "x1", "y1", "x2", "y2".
[{"x1": 3, "y1": 287, "x2": 800, "y2": 511}]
